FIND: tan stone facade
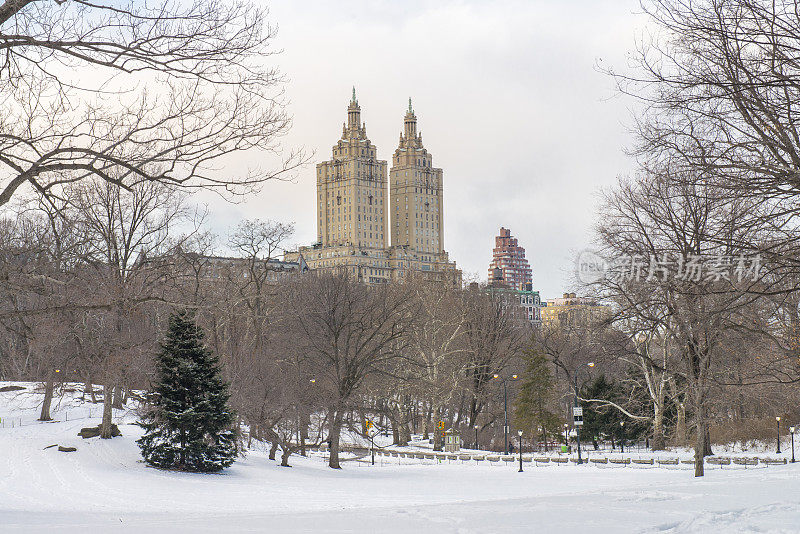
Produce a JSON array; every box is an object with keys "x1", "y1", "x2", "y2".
[
  {"x1": 285, "y1": 90, "x2": 460, "y2": 287},
  {"x1": 541, "y1": 293, "x2": 610, "y2": 328},
  {"x1": 315, "y1": 89, "x2": 388, "y2": 249},
  {"x1": 390, "y1": 99, "x2": 444, "y2": 254}
]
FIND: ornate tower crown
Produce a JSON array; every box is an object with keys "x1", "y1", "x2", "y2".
[
  {"x1": 345, "y1": 86, "x2": 364, "y2": 139},
  {"x1": 403, "y1": 97, "x2": 417, "y2": 140}
]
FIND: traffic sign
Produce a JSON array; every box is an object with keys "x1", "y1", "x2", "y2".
[{"x1": 573, "y1": 407, "x2": 584, "y2": 426}]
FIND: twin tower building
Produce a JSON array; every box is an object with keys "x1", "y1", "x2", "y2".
[{"x1": 286, "y1": 89, "x2": 461, "y2": 286}]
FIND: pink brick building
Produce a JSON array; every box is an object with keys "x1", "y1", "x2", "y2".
[{"x1": 488, "y1": 227, "x2": 533, "y2": 291}]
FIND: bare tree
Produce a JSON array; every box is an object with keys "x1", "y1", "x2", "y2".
[
  {"x1": 461, "y1": 287, "x2": 529, "y2": 430},
  {"x1": 593, "y1": 170, "x2": 775, "y2": 476},
  {"x1": 404, "y1": 279, "x2": 466, "y2": 450},
  {"x1": 287, "y1": 272, "x2": 414, "y2": 469},
  {"x1": 609, "y1": 0, "x2": 800, "y2": 281},
  {"x1": 1, "y1": 0, "x2": 303, "y2": 208},
  {"x1": 70, "y1": 179, "x2": 183, "y2": 438}
]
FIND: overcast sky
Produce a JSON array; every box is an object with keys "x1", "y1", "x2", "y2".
[{"x1": 204, "y1": 0, "x2": 646, "y2": 299}]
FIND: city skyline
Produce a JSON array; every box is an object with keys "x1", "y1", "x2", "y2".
[{"x1": 197, "y1": 0, "x2": 645, "y2": 298}]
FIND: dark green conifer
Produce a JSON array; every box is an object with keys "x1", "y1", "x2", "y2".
[{"x1": 137, "y1": 311, "x2": 236, "y2": 472}]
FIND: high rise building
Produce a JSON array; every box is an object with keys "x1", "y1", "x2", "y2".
[
  {"x1": 315, "y1": 88, "x2": 388, "y2": 249},
  {"x1": 390, "y1": 99, "x2": 443, "y2": 254},
  {"x1": 285, "y1": 89, "x2": 460, "y2": 287},
  {"x1": 488, "y1": 227, "x2": 532, "y2": 291}
]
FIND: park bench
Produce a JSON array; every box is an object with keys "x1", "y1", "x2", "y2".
[
  {"x1": 487, "y1": 455, "x2": 501, "y2": 465},
  {"x1": 473, "y1": 455, "x2": 485, "y2": 464},
  {"x1": 423, "y1": 453, "x2": 436, "y2": 462},
  {"x1": 608, "y1": 458, "x2": 630, "y2": 465},
  {"x1": 706, "y1": 457, "x2": 731, "y2": 467},
  {"x1": 680, "y1": 459, "x2": 696, "y2": 465},
  {"x1": 459, "y1": 454, "x2": 471, "y2": 463},
  {"x1": 501, "y1": 456, "x2": 515, "y2": 465},
  {"x1": 590, "y1": 458, "x2": 608, "y2": 465},
  {"x1": 534, "y1": 457, "x2": 550, "y2": 465},
  {"x1": 631, "y1": 458, "x2": 654, "y2": 466},
  {"x1": 551, "y1": 457, "x2": 569, "y2": 465},
  {"x1": 731, "y1": 457, "x2": 758, "y2": 467},
  {"x1": 522, "y1": 456, "x2": 533, "y2": 463},
  {"x1": 761, "y1": 458, "x2": 787, "y2": 465},
  {"x1": 657, "y1": 458, "x2": 679, "y2": 466}
]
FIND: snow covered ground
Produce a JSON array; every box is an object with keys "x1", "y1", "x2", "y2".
[{"x1": 2, "y1": 383, "x2": 800, "y2": 533}]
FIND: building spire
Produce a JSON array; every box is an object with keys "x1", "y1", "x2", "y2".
[
  {"x1": 403, "y1": 97, "x2": 417, "y2": 140},
  {"x1": 346, "y1": 86, "x2": 361, "y2": 135}
]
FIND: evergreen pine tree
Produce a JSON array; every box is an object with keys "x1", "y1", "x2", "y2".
[{"x1": 137, "y1": 311, "x2": 237, "y2": 472}]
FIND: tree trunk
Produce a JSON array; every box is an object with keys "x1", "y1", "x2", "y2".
[
  {"x1": 100, "y1": 383, "x2": 114, "y2": 439},
  {"x1": 299, "y1": 411, "x2": 310, "y2": 456},
  {"x1": 398, "y1": 419, "x2": 411, "y2": 446},
  {"x1": 693, "y1": 385, "x2": 705, "y2": 477},
  {"x1": 703, "y1": 425, "x2": 713, "y2": 457},
  {"x1": 280, "y1": 446, "x2": 292, "y2": 467},
  {"x1": 693, "y1": 421, "x2": 705, "y2": 477},
  {"x1": 328, "y1": 407, "x2": 344, "y2": 469},
  {"x1": 651, "y1": 397, "x2": 666, "y2": 451},
  {"x1": 269, "y1": 441, "x2": 279, "y2": 461},
  {"x1": 432, "y1": 406, "x2": 443, "y2": 451},
  {"x1": 675, "y1": 402, "x2": 686, "y2": 446},
  {"x1": 389, "y1": 412, "x2": 400, "y2": 445},
  {"x1": 112, "y1": 384, "x2": 124, "y2": 409},
  {"x1": 89, "y1": 375, "x2": 97, "y2": 403},
  {"x1": 39, "y1": 377, "x2": 54, "y2": 421}
]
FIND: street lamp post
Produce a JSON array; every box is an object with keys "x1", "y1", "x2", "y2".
[
  {"x1": 620, "y1": 421, "x2": 625, "y2": 453},
  {"x1": 563, "y1": 423, "x2": 569, "y2": 450},
  {"x1": 517, "y1": 430, "x2": 524, "y2": 472},
  {"x1": 790, "y1": 426, "x2": 796, "y2": 463},
  {"x1": 776, "y1": 416, "x2": 782, "y2": 454},
  {"x1": 493, "y1": 373, "x2": 518, "y2": 454},
  {"x1": 474, "y1": 424, "x2": 479, "y2": 450}
]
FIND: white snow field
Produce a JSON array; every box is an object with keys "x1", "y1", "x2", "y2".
[{"x1": 2, "y1": 383, "x2": 800, "y2": 533}]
